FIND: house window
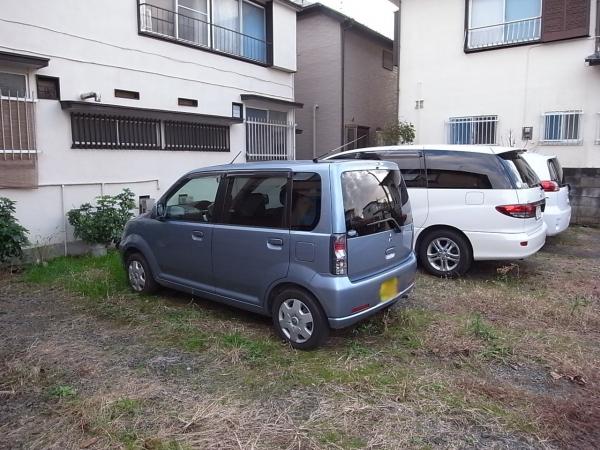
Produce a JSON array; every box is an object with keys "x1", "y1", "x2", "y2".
[
  {"x1": 467, "y1": 0, "x2": 542, "y2": 49},
  {"x1": 69, "y1": 112, "x2": 229, "y2": 151},
  {"x1": 139, "y1": 0, "x2": 268, "y2": 63},
  {"x1": 447, "y1": 115, "x2": 498, "y2": 145},
  {"x1": 246, "y1": 108, "x2": 291, "y2": 161},
  {"x1": 542, "y1": 111, "x2": 583, "y2": 145},
  {"x1": 0, "y1": 72, "x2": 27, "y2": 97},
  {"x1": 382, "y1": 50, "x2": 394, "y2": 70},
  {"x1": 0, "y1": 72, "x2": 36, "y2": 153},
  {"x1": 36, "y1": 75, "x2": 60, "y2": 100},
  {"x1": 596, "y1": 113, "x2": 600, "y2": 145},
  {"x1": 178, "y1": 97, "x2": 198, "y2": 107}
]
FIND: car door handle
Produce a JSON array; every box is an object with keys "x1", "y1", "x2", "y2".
[
  {"x1": 267, "y1": 238, "x2": 284, "y2": 249},
  {"x1": 191, "y1": 230, "x2": 204, "y2": 241},
  {"x1": 385, "y1": 247, "x2": 396, "y2": 260}
]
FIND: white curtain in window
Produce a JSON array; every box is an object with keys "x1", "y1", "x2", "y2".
[
  {"x1": 470, "y1": 0, "x2": 504, "y2": 47},
  {"x1": 214, "y1": 0, "x2": 240, "y2": 54}
]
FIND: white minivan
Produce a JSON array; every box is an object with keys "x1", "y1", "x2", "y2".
[
  {"x1": 326, "y1": 145, "x2": 547, "y2": 277},
  {"x1": 522, "y1": 152, "x2": 571, "y2": 236}
]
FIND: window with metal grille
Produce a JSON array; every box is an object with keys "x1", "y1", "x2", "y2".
[
  {"x1": 447, "y1": 115, "x2": 498, "y2": 145},
  {"x1": 164, "y1": 121, "x2": 229, "y2": 151},
  {"x1": 542, "y1": 111, "x2": 583, "y2": 145},
  {"x1": 70, "y1": 113, "x2": 230, "y2": 151}
]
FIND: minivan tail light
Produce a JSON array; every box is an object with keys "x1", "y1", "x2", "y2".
[
  {"x1": 495, "y1": 203, "x2": 537, "y2": 219},
  {"x1": 331, "y1": 234, "x2": 347, "y2": 276},
  {"x1": 540, "y1": 180, "x2": 560, "y2": 192}
]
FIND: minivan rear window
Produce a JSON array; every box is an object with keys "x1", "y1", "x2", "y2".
[
  {"x1": 547, "y1": 157, "x2": 564, "y2": 185},
  {"x1": 499, "y1": 152, "x2": 540, "y2": 189},
  {"x1": 341, "y1": 169, "x2": 410, "y2": 237}
]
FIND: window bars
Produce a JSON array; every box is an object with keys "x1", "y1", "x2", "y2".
[
  {"x1": 246, "y1": 116, "x2": 293, "y2": 161},
  {"x1": 541, "y1": 111, "x2": 583, "y2": 145},
  {"x1": 0, "y1": 89, "x2": 37, "y2": 160},
  {"x1": 447, "y1": 115, "x2": 498, "y2": 145}
]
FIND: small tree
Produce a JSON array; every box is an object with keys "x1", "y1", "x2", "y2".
[
  {"x1": 378, "y1": 121, "x2": 416, "y2": 145},
  {"x1": 67, "y1": 189, "x2": 135, "y2": 247},
  {"x1": 0, "y1": 197, "x2": 29, "y2": 263}
]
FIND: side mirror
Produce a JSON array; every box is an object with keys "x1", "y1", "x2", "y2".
[{"x1": 155, "y1": 202, "x2": 166, "y2": 219}]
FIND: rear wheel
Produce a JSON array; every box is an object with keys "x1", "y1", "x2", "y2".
[
  {"x1": 418, "y1": 229, "x2": 472, "y2": 277},
  {"x1": 272, "y1": 288, "x2": 329, "y2": 350},
  {"x1": 126, "y1": 252, "x2": 158, "y2": 294}
]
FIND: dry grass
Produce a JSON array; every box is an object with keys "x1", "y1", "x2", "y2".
[{"x1": 1, "y1": 226, "x2": 599, "y2": 449}]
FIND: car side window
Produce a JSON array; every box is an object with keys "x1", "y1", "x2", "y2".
[
  {"x1": 165, "y1": 175, "x2": 221, "y2": 222},
  {"x1": 291, "y1": 172, "x2": 322, "y2": 231},
  {"x1": 380, "y1": 152, "x2": 426, "y2": 188},
  {"x1": 222, "y1": 174, "x2": 288, "y2": 229},
  {"x1": 425, "y1": 150, "x2": 511, "y2": 189}
]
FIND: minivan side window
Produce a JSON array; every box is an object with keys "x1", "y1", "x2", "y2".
[
  {"x1": 291, "y1": 172, "x2": 322, "y2": 231},
  {"x1": 341, "y1": 169, "x2": 409, "y2": 237},
  {"x1": 222, "y1": 175, "x2": 288, "y2": 228},
  {"x1": 379, "y1": 152, "x2": 426, "y2": 188},
  {"x1": 165, "y1": 175, "x2": 220, "y2": 222},
  {"x1": 425, "y1": 150, "x2": 511, "y2": 189}
]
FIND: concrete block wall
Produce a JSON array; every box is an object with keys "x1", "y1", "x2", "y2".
[{"x1": 563, "y1": 168, "x2": 600, "y2": 226}]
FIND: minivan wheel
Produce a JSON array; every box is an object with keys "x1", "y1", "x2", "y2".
[
  {"x1": 272, "y1": 288, "x2": 329, "y2": 350},
  {"x1": 126, "y1": 253, "x2": 158, "y2": 294},
  {"x1": 418, "y1": 229, "x2": 472, "y2": 278}
]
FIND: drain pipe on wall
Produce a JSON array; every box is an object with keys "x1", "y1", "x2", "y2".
[{"x1": 312, "y1": 104, "x2": 319, "y2": 158}]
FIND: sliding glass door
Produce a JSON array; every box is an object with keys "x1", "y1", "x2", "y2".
[{"x1": 242, "y1": 1, "x2": 266, "y2": 61}]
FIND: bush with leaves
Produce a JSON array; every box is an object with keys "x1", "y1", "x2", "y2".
[
  {"x1": 67, "y1": 189, "x2": 136, "y2": 246},
  {"x1": 378, "y1": 121, "x2": 416, "y2": 145},
  {"x1": 0, "y1": 197, "x2": 29, "y2": 263}
]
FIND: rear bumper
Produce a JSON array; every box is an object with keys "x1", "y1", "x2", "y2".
[
  {"x1": 544, "y1": 205, "x2": 571, "y2": 236},
  {"x1": 308, "y1": 253, "x2": 417, "y2": 329},
  {"x1": 328, "y1": 283, "x2": 415, "y2": 329},
  {"x1": 467, "y1": 223, "x2": 547, "y2": 260}
]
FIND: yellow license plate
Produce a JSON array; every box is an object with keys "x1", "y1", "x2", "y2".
[{"x1": 379, "y1": 278, "x2": 398, "y2": 302}]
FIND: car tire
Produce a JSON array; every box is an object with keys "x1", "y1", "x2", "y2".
[
  {"x1": 271, "y1": 288, "x2": 329, "y2": 350},
  {"x1": 125, "y1": 252, "x2": 158, "y2": 294},
  {"x1": 418, "y1": 229, "x2": 472, "y2": 278}
]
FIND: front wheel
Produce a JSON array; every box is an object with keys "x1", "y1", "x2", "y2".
[
  {"x1": 126, "y1": 252, "x2": 158, "y2": 294},
  {"x1": 418, "y1": 229, "x2": 472, "y2": 278},
  {"x1": 272, "y1": 288, "x2": 329, "y2": 350}
]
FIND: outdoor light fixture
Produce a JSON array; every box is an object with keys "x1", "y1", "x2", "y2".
[{"x1": 232, "y1": 102, "x2": 243, "y2": 119}]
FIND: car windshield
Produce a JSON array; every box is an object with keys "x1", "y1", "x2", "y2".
[
  {"x1": 341, "y1": 169, "x2": 410, "y2": 237},
  {"x1": 499, "y1": 152, "x2": 540, "y2": 189}
]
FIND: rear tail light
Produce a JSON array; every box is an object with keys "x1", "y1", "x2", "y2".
[
  {"x1": 331, "y1": 234, "x2": 347, "y2": 276},
  {"x1": 495, "y1": 203, "x2": 538, "y2": 219},
  {"x1": 540, "y1": 180, "x2": 560, "y2": 192}
]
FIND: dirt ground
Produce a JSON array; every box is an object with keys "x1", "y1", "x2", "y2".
[{"x1": 1, "y1": 226, "x2": 599, "y2": 449}]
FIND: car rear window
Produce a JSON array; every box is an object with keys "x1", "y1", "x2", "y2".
[
  {"x1": 499, "y1": 152, "x2": 540, "y2": 189},
  {"x1": 547, "y1": 157, "x2": 564, "y2": 185},
  {"x1": 341, "y1": 169, "x2": 410, "y2": 237}
]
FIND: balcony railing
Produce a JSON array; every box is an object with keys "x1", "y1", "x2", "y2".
[
  {"x1": 467, "y1": 17, "x2": 541, "y2": 50},
  {"x1": 139, "y1": 3, "x2": 270, "y2": 64}
]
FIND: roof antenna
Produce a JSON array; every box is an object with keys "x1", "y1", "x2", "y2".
[{"x1": 229, "y1": 151, "x2": 242, "y2": 164}]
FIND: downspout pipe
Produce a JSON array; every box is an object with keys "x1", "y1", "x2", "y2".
[
  {"x1": 312, "y1": 104, "x2": 319, "y2": 158},
  {"x1": 586, "y1": 0, "x2": 600, "y2": 64}
]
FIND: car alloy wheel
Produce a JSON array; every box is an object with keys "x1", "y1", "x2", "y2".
[
  {"x1": 278, "y1": 298, "x2": 314, "y2": 344},
  {"x1": 426, "y1": 237, "x2": 460, "y2": 273},
  {"x1": 128, "y1": 260, "x2": 146, "y2": 292}
]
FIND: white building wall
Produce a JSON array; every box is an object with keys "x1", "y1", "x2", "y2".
[
  {"x1": 0, "y1": 0, "x2": 298, "y2": 249},
  {"x1": 398, "y1": 0, "x2": 600, "y2": 169}
]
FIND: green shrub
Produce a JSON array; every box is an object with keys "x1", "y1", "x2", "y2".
[
  {"x1": 378, "y1": 120, "x2": 416, "y2": 145},
  {"x1": 67, "y1": 189, "x2": 135, "y2": 245},
  {"x1": 0, "y1": 197, "x2": 29, "y2": 263}
]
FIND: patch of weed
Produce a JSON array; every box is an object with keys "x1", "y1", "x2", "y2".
[
  {"x1": 47, "y1": 384, "x2": 77, "y2": 399},
  {"x1": 109, "y1": 398, "x2": 142, "y2": 419}
]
